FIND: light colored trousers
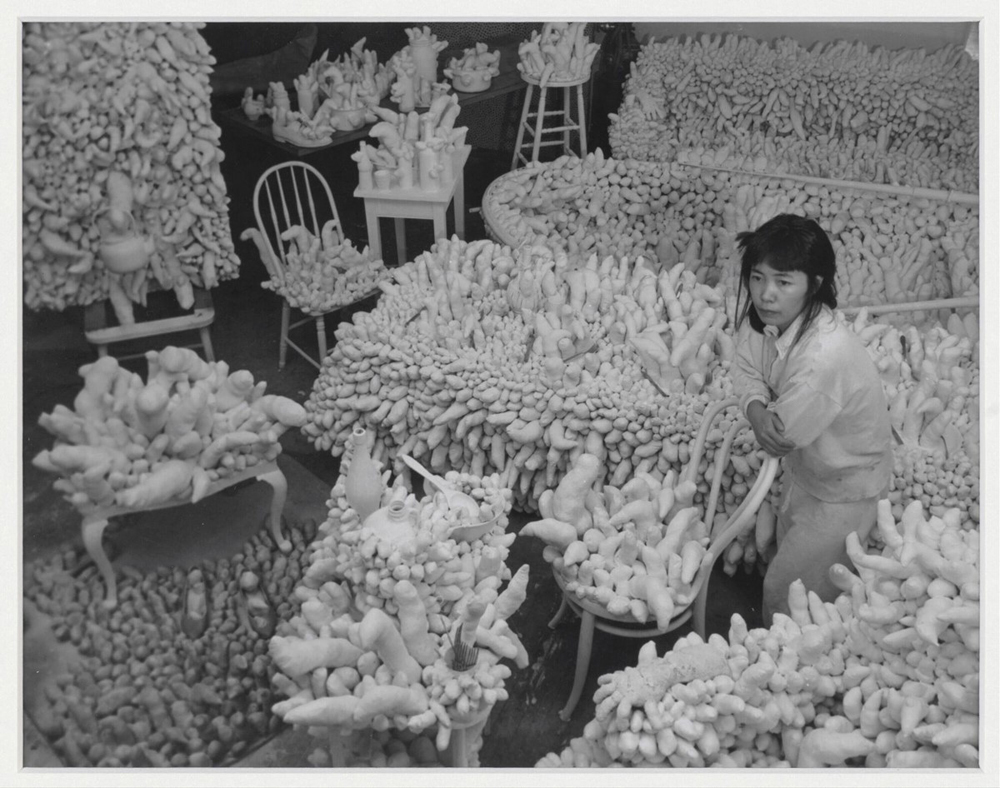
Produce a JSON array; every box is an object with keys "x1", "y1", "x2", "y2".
[{"x1": 761, "y1": 478, "x2": 881, "y2": 624}]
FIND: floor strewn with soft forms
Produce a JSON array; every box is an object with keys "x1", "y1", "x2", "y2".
[
  {"x1": 21, "y1": 125, "x2": 764, "y2": 770},
  {"x1": 22, "y1": 451, "x2": 763, "y2": 769}
]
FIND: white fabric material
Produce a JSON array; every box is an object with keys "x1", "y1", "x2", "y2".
[
  {"x1": 762, "y1": 478, "x2": 881, "y2": 622},
  {"x1": 733, "y1": 307, "x2": 893, "y2": 502}
]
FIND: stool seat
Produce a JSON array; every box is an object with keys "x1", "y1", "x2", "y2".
[
  {"x1": 519, "y1": 73, "x2": 591, "y2": 88},
  {"x1": 512, "y1": 73, "x2": 589, "y2": 170}
]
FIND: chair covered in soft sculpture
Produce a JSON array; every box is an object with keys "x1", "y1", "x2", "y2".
[{"x1": 246, "y1": 161, "x2": 343, "y2": 370}]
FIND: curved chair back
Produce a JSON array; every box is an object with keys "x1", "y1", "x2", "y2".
[
  {"x1": 252, "y1": 161, "x2": 342, "y2": 272},
  {"x1": 684, "y1": 397, "x2": 782, "y2": 638}
]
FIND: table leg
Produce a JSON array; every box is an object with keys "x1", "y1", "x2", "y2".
[
  {"x1": 454, "y1": 174, "x2": 465, "y2": 240},
  {"x1": 445, "y1": 709, "x2": 491, "y2": 767},
  {"x1": 81, "y1": 515, "x2": 117, "y2": 609},
  {"x1": 393, "y1": 217, "x2": 407, "y2": 266},
  {"x1": 432, "y1": 206, "x2": 447, "y2": 245},
  {"x1": 315, "y1": 314, "x2": 327, "y2": 365},
  {"x1": 559, "y1": 609, "x2": 595, "y2": 721},
  {"x1": 576, "y1": 82, "x2": 588, "y2": 157},
  {"x1": 365, "y1": 204, "x2": 381, "y2": 262},
  {"x1": 257, "y1": 466, "x2": 291, "y2": 552},
  {"x1": 451, "y1": 727, "x2": 468, "y2": 768},
  {"x1": 512, "y1": 83, "x2": 534, "y2": 170},
  {"x1": 327, "y1": 731, "x2": 349, "y2": 767}
]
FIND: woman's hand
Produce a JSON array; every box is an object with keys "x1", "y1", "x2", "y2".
[{"x1": 746, "y1": 401, "x2": 796, "y2": 458}]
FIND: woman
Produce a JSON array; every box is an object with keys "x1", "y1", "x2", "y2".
[{"x1": 732, "y1": 214, "x2": 892, "y2": 622}]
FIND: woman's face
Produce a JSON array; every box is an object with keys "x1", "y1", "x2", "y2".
[{"x1": 748, "y1": 261, "x2": 811, "y2": 333}]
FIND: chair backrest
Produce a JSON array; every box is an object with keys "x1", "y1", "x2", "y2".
[
  {"x1": 683, "y1": 395, "x2": 780, "y2": 638},
  {"x1": 252, "y1": 161, "x2": 343, "y2": 270},
  {"x1": 691, "y1": 454, "x2": 779, "y2": 638}
]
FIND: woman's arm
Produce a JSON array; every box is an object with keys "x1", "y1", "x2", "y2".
[
  {"x1": 732, "y1": 325, "x2": 770, "y2": 415},
  {"x1": 772, "y1": 367, "x2": 843, "y2": 450},
  {"x1": 746, "y1": 401, "x2": 796, "y2": 457},
  {"x1": 733, "y1": 325, "x2": 795, "y2": 457}
]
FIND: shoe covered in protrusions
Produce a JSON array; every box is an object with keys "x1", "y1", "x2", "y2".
[
  {"x1": 237, "y1": 570, "x2": 277, "y2": 638},
  {"x1": 181, "y1": 568, "x2": 210, "y2": 639}
]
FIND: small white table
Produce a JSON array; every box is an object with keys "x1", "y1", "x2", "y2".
[
  {"x1": 354, "y1": 146, "x2": 470, "y2": 265},
  {"x1": 77, "y1": 460, "x2": 289, "y2": 609}
]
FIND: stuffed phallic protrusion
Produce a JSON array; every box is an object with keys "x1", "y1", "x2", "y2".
[
  {"x1": 254, "y1": 220, "x2": 390, "y2": 316},
  {"x1": 272, "y1": 455, "x2": 528, "y2": 757},
  {"x1": 23, "y1": 22, "x2": 241, "y2": 319},
  {"x1": 542, "y1": 496, "x2": 981, "y2": 769},
  {"x1": 523, "y1": 453, "x2": 709, "y2": 628},
  {"x1": 33, "y1": 346, "x2": 300, "y2": 511}
]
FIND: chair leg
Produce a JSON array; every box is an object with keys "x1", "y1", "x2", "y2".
[
  {"x1": 693, "y1": 559, "x2": 714, "y2": 641},
  {"x1": 96, "y1": 344, "x2": 108, "y2": 358},
  {"x1": 279, "y1": 300, "x2": 290, "y2": 369},
  {"x1": 199, "y1": 327, "x2": 215, "y2": 362},
  {"x1": 559, "y1": 609, "x2": 595, "y2": 721},
  {"x1": 315, "y1": 315, "x2": 327, "y2": 365},
  {"x1": 257, "y1": 465, "x2": 291, "y2": 553},
  {"x1": 81, "y1": 516, "x2": 117, "y2": 609},
  {"x1": 548, "y1": 596, "x2": 570, "y2": 628}
]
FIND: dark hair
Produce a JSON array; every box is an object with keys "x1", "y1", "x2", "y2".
[{"x1": 734, "y1": 213, "x2": 838, "y2": 346}]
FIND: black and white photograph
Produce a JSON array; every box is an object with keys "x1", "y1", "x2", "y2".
[{"x1": 8, "y1": 2, "x2": 997, "y2": 785}]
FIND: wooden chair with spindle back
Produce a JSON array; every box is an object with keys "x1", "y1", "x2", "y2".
[{"x1": 250, "y1": 161, "x2": 344, "y2": 370}]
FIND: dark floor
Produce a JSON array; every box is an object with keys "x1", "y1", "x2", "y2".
[{"x1": 20, "y1": 109, "x2": 765, "y2": 770}]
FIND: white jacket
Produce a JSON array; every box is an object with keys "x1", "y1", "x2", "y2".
[{"x1": 733, "y1": 307, "x2": 892, "y2": 502}]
